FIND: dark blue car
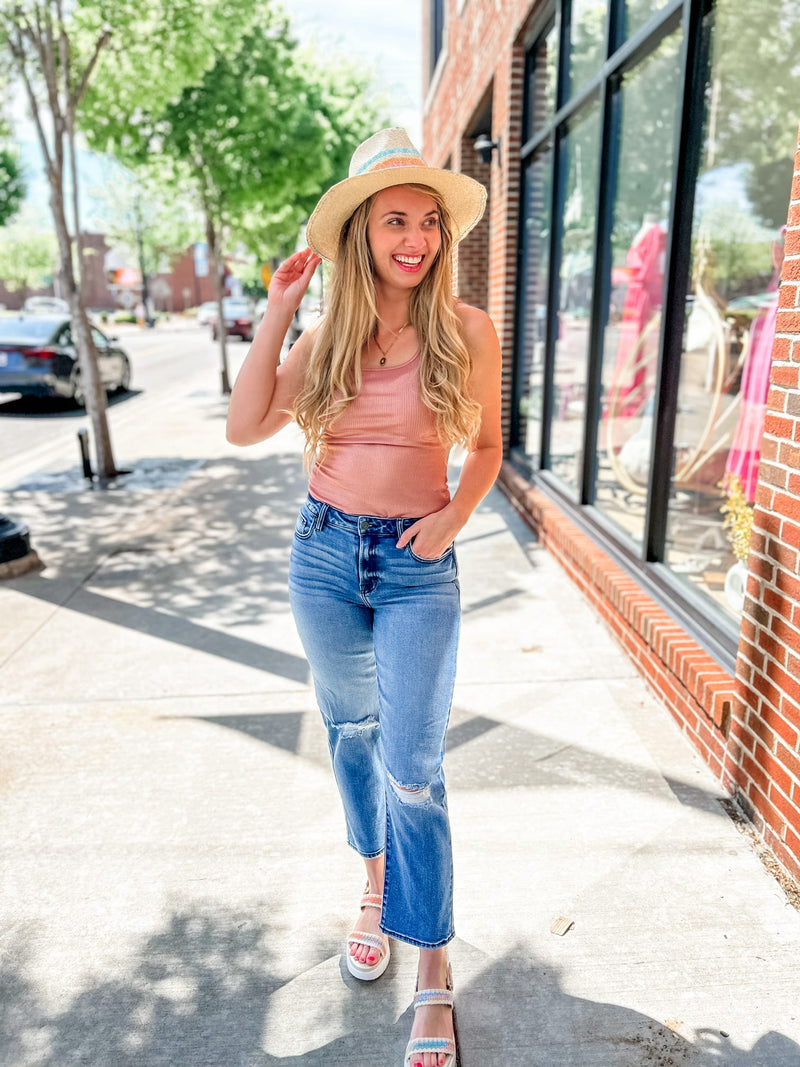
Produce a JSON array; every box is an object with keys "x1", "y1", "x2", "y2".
[{"x1": 0, "y1": 315, "x2": 131, "y2": 406}]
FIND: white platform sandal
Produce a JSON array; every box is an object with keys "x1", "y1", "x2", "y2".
[
  {"x1": 403, "y1": 963, "x2": 458, "y2": 1067},
  {"x1": 346, "y1": 889, "x2": 391, "y2": 981}
]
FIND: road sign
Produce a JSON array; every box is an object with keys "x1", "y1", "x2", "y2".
[
  {"x1": 194, "y1": 242, "x2": 209, "y2": 278},
  {"x1": 260, "y1": 264, "x2": 272, "y2": 289}
]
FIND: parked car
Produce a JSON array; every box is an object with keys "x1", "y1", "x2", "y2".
[
  {"x1": 196, "y1": 301, "x2": 218, "y2": 327},
  {"x1": 0, "y1": 315, "x2": 131, "y2": 406},
  {"x1": 22, "y1": 295, "x2": 70, "y2": 315},
  {"x1": 209, "y1": 298, "x2": 255, "y2": 342}
]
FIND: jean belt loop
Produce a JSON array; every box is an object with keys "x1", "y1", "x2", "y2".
[
  {"x1": 315, "y1": 502, "x2": 328, "y2": 531},
  {"x1": 396, "y1": 518, "x2": 405, "y2": 540}
]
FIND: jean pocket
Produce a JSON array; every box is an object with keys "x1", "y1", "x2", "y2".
[
  {"x1": 406, "y1": 542, "x2": 454, "y2": 564},
  {"x1": 294, "y1": 502, "x2": 318, "y2": 540}
]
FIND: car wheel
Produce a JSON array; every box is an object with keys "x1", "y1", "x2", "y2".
[
  {"x1": 116, "y1": 355, "x2": 131, "y2": 393},
  {"x1": 70, "y1": 366, "x2": 86, "y2": 408}
]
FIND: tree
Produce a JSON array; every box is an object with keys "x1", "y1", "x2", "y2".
[
  {"x1": 90, "y1": 162, "x2": 199, "y2": 316},
  {"x1": 0, "y1": 209, "x2": 57, "y2": 297},
  {"x1": 81, "y1": 0, "x2": 387, "y2": 392},
  {"x1": 0, "y1": 137, "x2": 25, "y2": 227},
  {"x1": 0, "y1": 0, "x2": 243, "y2": 481}
]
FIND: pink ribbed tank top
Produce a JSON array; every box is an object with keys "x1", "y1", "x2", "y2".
[{"x1": 308, "y1": 351, "x2": 450, "y2": 518}]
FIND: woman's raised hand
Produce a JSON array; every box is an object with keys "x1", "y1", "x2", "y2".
[{"x1": 267, "y1": 248, "x2": 322, "y2": 316}]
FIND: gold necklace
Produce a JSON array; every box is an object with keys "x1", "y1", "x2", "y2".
[{"x1": 373, "y1": 321, "x2": 410, "y2": 366}]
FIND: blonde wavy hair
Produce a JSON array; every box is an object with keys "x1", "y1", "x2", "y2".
[{"x1": 292, "y1": 184, "x2": 482, "y2": 468}]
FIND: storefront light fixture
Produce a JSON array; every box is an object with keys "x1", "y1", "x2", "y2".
[{"x1": 474, "y1": 133, "x2": 500, "y2": 165}]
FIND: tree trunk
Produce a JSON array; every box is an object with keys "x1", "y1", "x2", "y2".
[
  {"x1": 65, "y1": 124, "x2": 118, "y2": 482},
  {"x1": 49, "y1": 180, "x2": 117, "y2": 482},
  {"x1": 206, "y1": 213, "x2": 230, "y2": 395},
  {"x1": 6, "y1": 5, "x2": 117, "y2": 481}
]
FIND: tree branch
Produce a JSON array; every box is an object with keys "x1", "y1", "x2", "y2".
[
  {"x1": 8, "y1": 23, "x2": 56, "y2": 182},
  {"x1": 72, "y1": 26, "x2": 112, "y2": 110}
]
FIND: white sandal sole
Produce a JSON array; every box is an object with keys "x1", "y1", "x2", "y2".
[{"x1": 346, "y1": 940, "x2": 391, "y2": 981}]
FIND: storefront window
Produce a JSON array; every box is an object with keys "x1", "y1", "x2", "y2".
[
  {"x1": 664, "y1": 1, "x2": 800, "y2": 618},
  {"x1": 550, "y1": 102, "x2": 602, "y2": 494},
  {"x1": 515, "y1": 148, "x2": 553, "y2": 469},
  {"x1": 525, "y1": 20, "x2": 559, "y2": 141},
  {"x1": 514, "y1": 0, "x2": 799, "y2": 652},
  {"x1": 569, "y1": 0, "x2": 607, "y2": 97},
  {"x1": 595, "y1": 30, "x2": 681, "y2": 546}
]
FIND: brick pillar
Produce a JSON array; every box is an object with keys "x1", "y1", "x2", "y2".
[
  {"x1": 726, "y1": 127, "x2": 800, "y2": 882},
  {"x1": 455, "y1": 137, "x2": 490, "y2": 312}
]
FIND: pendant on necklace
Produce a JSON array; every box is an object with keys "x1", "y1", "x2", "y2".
[{"x1": 379, "y1": 356, "x2": 386, "y2": 366}]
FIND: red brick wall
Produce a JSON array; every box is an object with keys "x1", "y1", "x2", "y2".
[
  {"x1": 455, "y1": 139, "x2": 490, "y2": 312},
  {"x1": 156, "y1": 247, "x2": 215, "y2": 311},
  {"x1": 725, "y1": 129, "x2": 800, "y2": 882}
]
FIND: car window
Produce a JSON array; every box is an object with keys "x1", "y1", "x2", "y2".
[
  {"x1": 0, "y1": 317, "x2": 62, "y2": 343},
  {"x1": 58, "y1": 326, "x2": 73, "y2": 346},
  {"x1": 91, "y1": 326, "x2": 108, "y2": 348}
]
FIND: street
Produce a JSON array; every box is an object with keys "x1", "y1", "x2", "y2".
[{"x1": 0, "y1": 320, "x2": 248, "y2": 490}]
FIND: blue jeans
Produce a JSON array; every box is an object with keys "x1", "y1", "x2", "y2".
[{"x1": 288, "y1": 494, "x2": 460, "y2": 949}]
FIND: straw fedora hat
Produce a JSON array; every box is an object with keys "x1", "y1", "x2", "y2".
[{"x1": 306, "y1": 128, "x2": 487, "y2": 262}]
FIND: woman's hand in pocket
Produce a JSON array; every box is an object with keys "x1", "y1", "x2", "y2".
[{"x1": 396, "y1": 505, "x2": 463, "y2": 560}]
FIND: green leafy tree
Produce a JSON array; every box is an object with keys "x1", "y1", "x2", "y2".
[
  {"x1": 90, "y1": 163, "x2": 199, "y2": 315},
  {"x1": 82, "y1": 1, "x2": 387, "y2": 392},
  {"x1": 0, "y1": 139, "x2": 25, "y2": 227},
  {"x1": 0, "y1": 0, "x2": 243, "y2": 481},
  {"x1": 0, "y1": 210, "x2": 57, "y2": 296},
  {"x1": 236, "y1": 50, "x2": 388, "y2": 260}
]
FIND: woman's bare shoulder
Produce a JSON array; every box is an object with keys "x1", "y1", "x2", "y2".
[{"x1": 454, "y1": 301, "x2": 498, "y2": 346}]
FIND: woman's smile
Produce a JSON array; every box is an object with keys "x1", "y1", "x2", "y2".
[{"x1": 393, "y1": 253, "x2": 425, "y2": 273}]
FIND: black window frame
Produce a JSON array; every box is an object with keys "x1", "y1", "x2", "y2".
[
  {"x1": 510, "y1": 0, "x2": 739, "y2": 672},
  {"x1": 430, "y1": 0, "x2": 446, "y2": 78}
]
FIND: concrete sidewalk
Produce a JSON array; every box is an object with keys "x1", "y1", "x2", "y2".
[{"x1": 1, "y1": 370, "x2": 799, "y2": 1066}]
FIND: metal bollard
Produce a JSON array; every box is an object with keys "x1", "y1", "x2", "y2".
[{"x1": 77, "y1": 428, "x2": 94, "y2": 481}]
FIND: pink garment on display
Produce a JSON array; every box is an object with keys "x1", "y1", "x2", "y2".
[
  {"x1": 308, "y1": 351, "x2": 451, "y2": 518},
  {"x1": 611, "y1": 222, "x2": 666, "y2": 417},
  {"x1": 725, "y1": 297, "x2": 777, "y2": 502}
]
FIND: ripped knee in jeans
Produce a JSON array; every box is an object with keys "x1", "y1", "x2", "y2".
[
  {"x1": 387, "y1": 769, "x2": 432, "y2": 806},
  {"x1": 333, "y1": 715, "x2": 379, "y2": 739}
]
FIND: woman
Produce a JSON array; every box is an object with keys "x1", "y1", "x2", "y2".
[{"x1": 226, "y1": 128, "x2": 502, "y2": 1067}]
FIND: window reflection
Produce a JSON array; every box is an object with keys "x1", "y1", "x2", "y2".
[
  {"x1": 515, "y1": 149, "x2": 553, "y2": 468},
  {"x1": 622, "y1": 0, "x2": 670, "y2": 41},
  {"x1": 550, "y1": 103, "x2": 602, "y2": 494},
  {"x1": 526, "y1": 21, "x2": 559, "y2": 140},
  {"x1": 665, "y1": 0, "x2": 799, "y2": 619},
  {"x1": 569, "y1": 0, "x2": 608, "y2": 96},
  {"x1": 595, "y1": 32, "x2": 681, "y2": 546}
]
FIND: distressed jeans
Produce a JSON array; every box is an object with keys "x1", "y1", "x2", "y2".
[{"x1": 288, "y1": 494, "x2": 460, "y2": 949}]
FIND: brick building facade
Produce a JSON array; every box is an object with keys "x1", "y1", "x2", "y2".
[
  {"x1": 423, "y1": 0, "x2": 800, "y2": 885},
  {"x1": 0, "y1": 237, "x2": 216, "y2": 313}
]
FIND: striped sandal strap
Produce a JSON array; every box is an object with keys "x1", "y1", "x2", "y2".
[
  {"x1": 347, "y1": 929, "x2": 387, "y2": 952},
  {"x1": 405, "y1": 1037, "x2": 456, "y2": 1056},
  {"x1": 413, "y1": 987, "x2": 455, "y2": 1009},
  {"x1": 360, "y1": 893, "x2": 383, "y2": 910}
]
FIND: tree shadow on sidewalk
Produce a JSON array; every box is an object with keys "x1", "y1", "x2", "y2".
[
  {"x1": 3, "y1": 453, "x2": 312, "y2": 685},
  {"x1": 2, "y1": 913, "x2": 797, "y2": 1066}
]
